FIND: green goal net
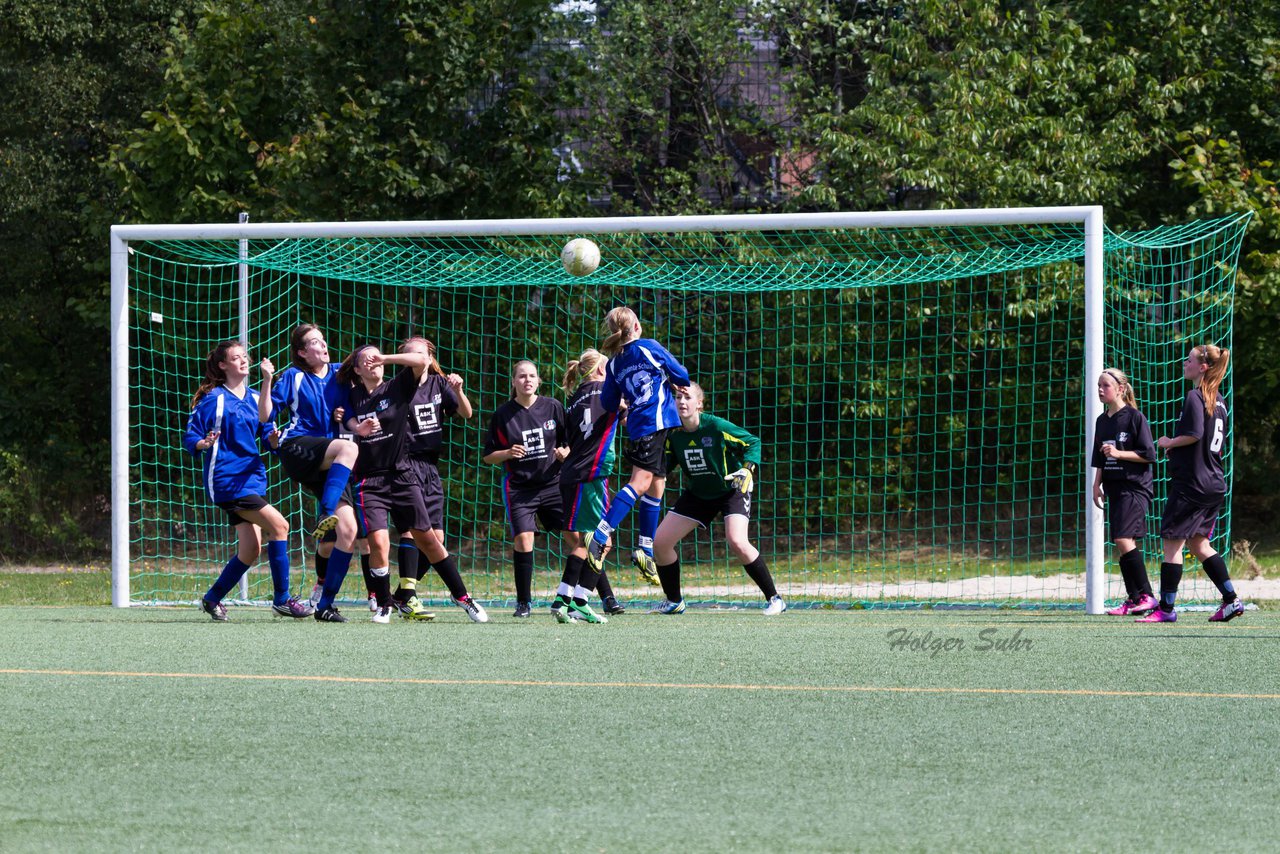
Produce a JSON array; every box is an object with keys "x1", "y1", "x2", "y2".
[{"x1": 113, "y1": 211, "x2": 1248, "y2": 610}]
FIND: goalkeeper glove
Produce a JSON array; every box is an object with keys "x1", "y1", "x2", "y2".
[{"x1": 724, "y1": 463, "x2": 755, "y2": 495}]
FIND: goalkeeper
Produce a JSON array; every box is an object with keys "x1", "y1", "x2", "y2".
[{"x1": 650, "y1": 384, "x2": 786, "y2": 616}]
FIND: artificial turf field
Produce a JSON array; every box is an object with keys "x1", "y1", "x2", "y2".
[{"x1": 1, "y1": 605, "x2": 1278, "y2": 852}]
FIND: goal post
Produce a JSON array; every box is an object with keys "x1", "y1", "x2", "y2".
[{"x1": 109, "y1": 207, "x2": 1245, "y2": 612}]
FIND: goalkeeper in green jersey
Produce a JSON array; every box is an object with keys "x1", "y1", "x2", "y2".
[{"x1": 650, "y1": 383, "x2": 786, "y2": 616}]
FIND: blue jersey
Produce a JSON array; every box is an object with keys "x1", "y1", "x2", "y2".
[
  {"x1": 269, "y1": 363, "x2": 344, "y2": 440},
  {"x1": 600, "y1": 338, "x2": 690, "y2": 437},
  {"x1": 183, "y1": 386, "x2": 271, "y2": 503}
]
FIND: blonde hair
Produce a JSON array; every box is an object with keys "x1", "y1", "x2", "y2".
[
  {"x1": 1100, "y1": 367, "x2": 1138, "y2": 409},
  {"x1": 399, "y1": 336, "x2": 445, "y2": 376},
  {"x1": 562, "y1": 349, "x2": 607, "y2": 393},
  {"x1": 1193, "y1": 343, "x2": 1230, "y2": 415},
  {"x1": 601, "y1": 306, "x2": 639, "y2": 357},
  {"x1": 680, "y1": 382, "x2": 705, "y2": 409}
]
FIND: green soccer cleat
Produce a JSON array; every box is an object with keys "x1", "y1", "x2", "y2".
[
  {"x1": 567, "y1": 601, "x2": 607, "y2": 624},
  {"x1": 632, "y1": 549, "x2": 661, "y2": 587},
  {"x1": 397, "y1": 595, "x2": 436, "y2": 621}
]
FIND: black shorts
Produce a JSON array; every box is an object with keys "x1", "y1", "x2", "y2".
[
  {"x1": 1160, "y1": 488, "x2": 1223, "y2": 541},
  {"x1": 624, "y1": 428, "x2": 673, "y2": 476},
  {"x1": 1102, "y1": 484, "x2": 1151, "y2": 540},
  {"x1": 215, "y1": 494, "x2": 269, "y2": 527},
  {"x1": 408, "y1": 455, "x2": 445, "y2": 531},
  {"x1": 504, "y1": 479, "x2": 563, "y2": 537},
  {"x1": 669, "y1": 489, "x2": 751, "y2": 529},
  {"x1": 353, "y1": 470, "x2": 429, "y2": 535}
]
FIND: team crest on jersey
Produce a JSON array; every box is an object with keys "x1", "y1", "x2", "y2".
[
  {"x1": 432, "y1": 394, "x2": 442, "y2": 404},
  {"x1": 377, "y1": 399, "x2": 391, "y2": 412},
  {"x1": 702, "y1": 437, "x2": 713, "y2": 447},
  {"x1": 543, "y1": 419, "x2": 555, "y2": 430},
  {"x1": 1117, "y1": 431, "x2": 1129, "y2": 444}
]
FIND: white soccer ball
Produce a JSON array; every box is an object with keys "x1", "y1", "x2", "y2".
[{"x1": 561, "y1": 237, "x2": 601, "y2": 277}]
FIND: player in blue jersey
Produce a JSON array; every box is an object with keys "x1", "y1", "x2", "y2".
[
  {"x1": 1139, "y1": 344, "x2": 1243, "y2": 623},
  {"x1": 1090, "y1": 367, "x2": 1158, "y2": 616},
  {"x1": 586, "y1": 306, "x2": 691, "y2": 584},
  {"x1": 483, "y1": 360, "x2": 570, "y2": 618},
  {"x1": 184, "y1": 340, "x2": 312, "y2": 621},
  {"x1": 550, "y1": 349, "x2": 627, "y2": 623},
  {"x1": 259, "y1": 323, "x2": 374, "y2": 623}
]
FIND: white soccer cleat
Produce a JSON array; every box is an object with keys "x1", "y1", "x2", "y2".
[
  {"x1": 763, "y1": 595, "x2": 787, "y2": 617},
  {"x1": 371, "y1": 605, "x2": 393, "y2": 624}
]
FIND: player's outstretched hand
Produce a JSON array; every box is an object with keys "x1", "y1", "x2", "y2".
[
  {"x1": 259, "y1": 358, "x2": 274, "y2": 381},
  {"x1": 725, "y1": 466, "x2": 754, "y2": 495}
]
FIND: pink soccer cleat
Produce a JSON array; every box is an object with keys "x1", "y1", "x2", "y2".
[
  {"x1": 1130, "y1": 593, "x2": 1159, "y2": 615},
  {"x1": 1107, "y1": 599, "x2": 1139, "y2": 616},
  {"x1": 1208, "y1": 598, "x2": 1244, "y2": 623},
  {"x1": 1136, "y1": 607, "x2": 1177, "y2": 623}
]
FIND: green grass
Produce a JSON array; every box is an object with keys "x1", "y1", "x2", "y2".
[{"x1": 1, "y1": 605, "x2": 1278, "y2": 852}]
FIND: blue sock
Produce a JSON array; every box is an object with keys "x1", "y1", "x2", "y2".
[
  {"x1": 319, "y1": 463, "x2": 352, "y2": 517},
  {"x1": 638, "y1": 495, "x2": 662, "y2": 556},
  {"x1": 267, "y1": 540, "x2": 291, "y2": 605},
  {"x1": 317, "y1": 547, "x2": 353, "y2": 611},
  {"x1": 206, "y1": 555, "x2": 250, "y2": 603},
  {"x1": 593, "y1": 485, "x2": 639, "y2": 546}
]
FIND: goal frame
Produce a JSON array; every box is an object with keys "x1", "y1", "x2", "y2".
[{"x1": 109, "y1": 206, "x2": 1107, "y2": 612}]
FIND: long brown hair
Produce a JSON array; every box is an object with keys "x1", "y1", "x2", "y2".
[
  {"x1": 399, "y1": 336, "x2": 445, "y2": 376},
  {"x1": 601, "y1": 306, "x2": 639, "y2": 357},
  {"x1": 1193, "y1": 343, "x2": 1230, "y2": 415},
  {"x1": 562, "y1": 348, "x2": 607, "y2": 393},
  {"x1": 336, "y1": 344, "x2": 377, "y2": 387},
  {"x1": 1101, "y1": 367, "x2": 1138, "y2": 409},
  {"x1": 191, "y1": 340, "x2": 243, "y2": 408},
  {"x1": 290, "y1": 323, "x2": 320, "y2": 369}
]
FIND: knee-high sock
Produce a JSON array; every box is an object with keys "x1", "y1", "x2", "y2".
[
  {"x1": 592, "y1": 485, "x2": 639, "y2": 545},
  {"x1": 560, "y1": 554, "x2": 585, "y2": 589},
  {"x1": 590, "y1": 567, "x2": 608, "y2": 598},
  {"x1": 1159, "y1": 562, "x2": 1183, "y2": 611},
  {"x1": 656, "y1": 559, "x2": 682, "y2": 603},
  {"x1": 1202, "y1": 554, "x2": 1236, "y2": 601},
  {"x1": 267, "y1": 540, "x2": 291, "y2": 605},
  {"x1": 370, "y1": 565, "x2": 392, "y2": 607},
  {"x1": 206, "y1": 555, "x2": 250, "y2": 603},
  {"x1": 514, "y1": 550, "x2": 534, "y2": 602},
  {"x1": 1119, "y1": 549, "x2": 1152, "y2": 599},
  {"x1": 742, "y1": 555, "x2": 777, "y2": 599},
  {"x1": 318, "y1": 463, "x2": 351, "y2": 517},
  {"x1": 314, "y1": 550, "x2": 328, "y2": 585},
  {"x1": 638, "y1": 495, "x2": 662, "y2": 556},
  {"x1": 396, "y1": 540, "x2": 419, "y2": 585},
  {"x1": 316, "y1": 548, "x2": 353, "y2": 611},
  {"x1": 430, "y1": 554, "x2": 467, "y2": 599},
  {"x1": 360, "y1": 554, "x2": 374, "y2": 595}
]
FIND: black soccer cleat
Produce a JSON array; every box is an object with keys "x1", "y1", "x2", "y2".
[
  {"x1": 513, "y1": 600, "x2": 532, "y2": 618},
  {"x1": 200, "y1": 598, "x2": 228, "y2": 622},
  {"x1": 313, "y1": 606, "x2": 347, "y2": 623},
  {"x1": 602, "y1": 596, "x2": 626, "y2": 615}
]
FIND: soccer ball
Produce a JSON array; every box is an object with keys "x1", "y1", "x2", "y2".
[{"x1": 560, "y1": 238, "x2": 601, "y2": 277}]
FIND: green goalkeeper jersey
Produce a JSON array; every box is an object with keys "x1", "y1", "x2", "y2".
[{"x1": 665, "y1": 413, "x2": 762, "y2": 499}]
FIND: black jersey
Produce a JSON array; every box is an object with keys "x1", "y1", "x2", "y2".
[
  {"x1": 1091, "y1": 406, "x2": 1156, "y2": 495},
  {"x1": 484, "y1": 396, "x2": 566, "y2": 488},
  {"x1": 1167, "y1": 388, "x2": 1228, "y2": 500},
  {"x1": 345, "y1": 368, "x2": 419, "y2": 479},
  {"x1": 561, "y1": 381, "x2": 619, "y2": 484},
  {"x1": 405, "y1": 373, "x2": 459, "y2": 459}
]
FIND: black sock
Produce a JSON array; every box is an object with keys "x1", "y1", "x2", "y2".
[
  {"x1": 513, "y1": 550, "x2": 534, "y2": 603},
  {"x1": 430, "y1": 554, "x2": 466, "y2": 599},
  {"x1": 415, "y1": 548, "x2": 431, "y2": 581},
  {"x1": 656, "y1": 559, "x2": 682, "y2": 602},
  {"x1": 397, "y1": 539, "x2": 419, "y2": 584},
  {"x1": 314, "y1": 551, "x2": 328, "y2": 586},
  {"x1": 742, "y1": 555, "x2": 777, "y2": 599},
  {"x1": 374, "y1": 571, "x2": 392, "y2": 607},
  {"x1": 360, "y1": 555, "x2": 375, "y2": 596},
  {"x1": 1159, "y1": 562, "x2": 1183, "y2": 611},
  {"x1": 561, "y1": 554, "x2": 585, "y2": 588},
  {"x1": 1119, "y1": 549, "x2": 1152, "y2": 599},
  {"x1": 1201, "y1": 554, "x2": 1236, "y2": 602},
  {"x1": 594, "y1": 569, "x2": 611, "y2": 598}
]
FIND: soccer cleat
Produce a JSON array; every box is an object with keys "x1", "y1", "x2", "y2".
[
  {"x1": 586, "y1": 536, "x2": 607, "y2": 572},
  {"x1": 1106, "y1": 598, "x2": 1140, "y2": 616},
  {"x1": 513, "y1": 600, "x2": 532, "y2": 619},
  {"x1": 632, "y1": 549, "x2": 661, "y2": 587},
  {"x1": 1130, "y1": 593, "x2": 1159, "y2": 615},
  {"x1": 397, "y1": 595, "x2": 436, "y2": 621},
  {"x1": 368, "y1": 593, "x2": 378, "y2": 613},
  {"x1": 272, "y1": 598, "x2": 315, "y2": 619},
  {"x1": 551, "y1": 601, "x2": 573, "y2": 624},
  {"x1": 200, "y1": 597, "x2": 228, "y2": 622},
  {"x1": 314, "y1": 606, "x2": 347, "y2": 623},
  {"x1": 453, "y1": 595, "x2": 490, "y2": 623},
  {"x1": 602, "y1": 596, "x2": 625, "y2": 615},
  {"x1": 1136, "y1": 608, "x2": 1177, "y2": 623},
  {"x1": 651, "y1": 598, "x2": 685, "y2": 615},
  {"x1": 567, "y1": 601, "x2": 607, "y2": 624},
  {"x1": 1208, "y1": 598, "x2": 1245, "y2": 623},
  {"x1": 372, "y1": 604, "x2": 393, "y2": 624},
  {"x1": 308, "y1": 583, "x2": 323, "y2": 607},
  {"x1": 763, "y1": 595, "x2": 787, "y2": 617},
  {"x1": 310, "y1": 513, "x2": 339, "y2": 539}
]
